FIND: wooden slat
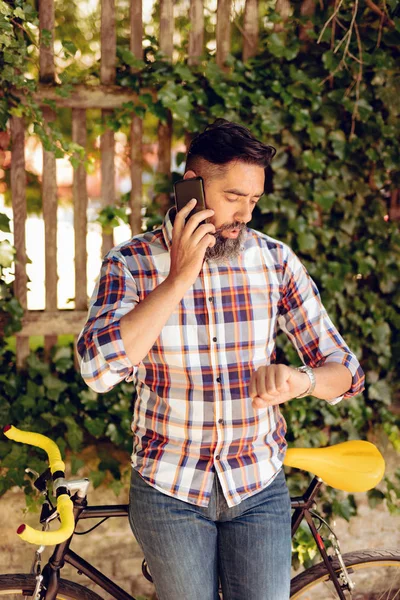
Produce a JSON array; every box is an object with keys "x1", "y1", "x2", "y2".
[
  {"x1": 274, "y1": 0, "x2": 291, "y2": 31},
  {"x1": 10, "y1": 116, "x2": 29, "y2": 367},
  {"x1": 42, "y1": 106, "x2": 58, "y2": 355},
  {"x1": 39, "y1": 0, "x2": 56, "y2": 357},
  {"x1": 160, "y1": 0, "x2": 174, "y2": 60},
  {"x1": 216, "y1": 0, "x2": 231, "y2": 72},
  {"x1": 188, "y1": 0, "x2": 204, "y2": 66},
  {"x1": 100, "y1": 116, "x2": 115, "y2": 257},
  {"x1": 15, "y1": 311, "x2": 89, "y2": 337},
  {"x1": 101, "y1": 0, "x2": 116, "y2": 85},
  {"x1": 156, "y1": 0, "x2": 174, "y2": 214},
  {"x1": 72, "y1": 109, "x2": 88, "y2": 311},
  {"x1": 72, "y1": 109, "x2": 88, "y2": 370},
  {"x1": 130, "y1": 115, "x2": 143, "y2": 236},
  {"x1": 243, "y1": 0, "x2": 259, "y2": 62},
  {"x1": 129, "y1": 0, "x2": 143, "y2": 236},
  {"x1": 32, "y1": 84, "x2": 154, "y2": 109},
  {"x1": 39, "y1": 0, "x2": 55, "y2": 83},
  {"x1": 299, "y1": 0, "x2": 316, "y2": 42},
  {"x1": 100, "y1": 0, "x2": 116, "y2": 257},
  {"x1": 130, "y1": 0, "x2": 143, "y2": 59},
  {"x1": 390, "y1": 189, "x2": 400, "y2": 220}
]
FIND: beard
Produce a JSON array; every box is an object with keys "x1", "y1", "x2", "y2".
[{"x1": 204, "y1": 226, "x2": 246, "y2": 264}]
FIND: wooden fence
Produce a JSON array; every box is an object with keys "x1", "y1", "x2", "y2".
[
  {"x1": 7, "y1": 0, "x2": 262, "y2": 368},
  {"x1": 6, "y1": 0, "x2": 399, "y2": 369}
]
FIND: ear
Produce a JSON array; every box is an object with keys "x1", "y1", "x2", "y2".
[{"x1": 183, "y1": 170, "x2": 197, "y2": 179}]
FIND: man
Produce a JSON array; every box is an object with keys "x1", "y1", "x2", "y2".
[{"x1": 77, "y1": 119, "x2": 364, "y2": 600}]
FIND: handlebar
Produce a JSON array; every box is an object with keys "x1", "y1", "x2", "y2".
[
  {"x1": 4, "y1": 425, "x2": 65, "y2": 474},
  {"x1": 3, "y1": 425, "x2": 75, "y2": 546}
]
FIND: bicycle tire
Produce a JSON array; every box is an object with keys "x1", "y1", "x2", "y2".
[
  {"x1": 0, "y1": 574, "x2": 104, "y2": 600},
  {"x1": 290, "y1": 548, "x2": 400, "y2": 599}
]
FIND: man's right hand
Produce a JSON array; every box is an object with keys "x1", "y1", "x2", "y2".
[{"x1": 167, "y1": 199, "x2": 216, "y2": 289}]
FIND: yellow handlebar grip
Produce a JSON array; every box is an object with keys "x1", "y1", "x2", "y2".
[
  {"x1": 3, "y1": 425, "x2": 65, "y2": 474},
  {"x1": 17, "y1": 494, "x2": 75, "y2": 546}
]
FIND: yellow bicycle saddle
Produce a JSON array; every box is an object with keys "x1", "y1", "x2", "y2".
[{"x1": 283, "y1": 440, "x2": 385, "y2": 492}]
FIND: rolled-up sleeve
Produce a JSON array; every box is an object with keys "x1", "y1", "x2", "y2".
[
  {"x1": 77, "y1": 254, "x2": 140, "y2": 393},
  {"x1": 277, "y1": 246, "x2": 365, "y2": 404}
]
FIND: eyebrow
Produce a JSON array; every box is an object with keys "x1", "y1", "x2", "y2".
[{"x1": 224, "y1": 189, "x2": 264, "y2": 197}]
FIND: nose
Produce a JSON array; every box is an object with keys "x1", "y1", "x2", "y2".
[{"x1": 234, "y1": 205, "x2": 253, "y2": 225}]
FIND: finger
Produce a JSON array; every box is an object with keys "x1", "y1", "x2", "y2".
[
  {"x1": 249, "y1": 372, "x2": 257, "y2": 399},
  {"x1": 263, "y1": 366, "x2": 279, "y2": 397},
  {"x1": 184, "y1": 208, "x2": 215, "y2": 237},
  {"x1": 173, "y1": 198, "x2": 198, "y2": 237},
  {"x1": 192, "y1": 222, "x2": 216, "y2": 247},
  {"x1": 275, "y1": 365, "x2": 290, "y2": 394},
  {"x1": 256, "y1": 367, "x2": 269, "y2": 399},
  {"x1": 252, "y1": 395, "x2": 283, "y2": 409}
]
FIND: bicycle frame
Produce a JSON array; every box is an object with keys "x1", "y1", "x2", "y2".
[
  {"x1": 291, "y1": 476, "x2": 347, "y2": 600},
  {"x1": 39, "y1": 476, "x2": 347, "y2": 600}
]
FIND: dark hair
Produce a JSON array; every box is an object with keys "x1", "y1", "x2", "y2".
[{"x1": 185, "y1": 118, "x2": 276, "y2": 181}]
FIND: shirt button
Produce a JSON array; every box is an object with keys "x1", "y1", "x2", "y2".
[
  {"x1": 208, "y1": 297, "x2": 213, "y2": 302},
  {"x1": 213, "y1": 337, "x2": 217, "y2": 342},
  {"x1": 218, "y1": 418, "x2": 224, "y2": 424},
  {"x1": 216, "y1": 377, "x2": 221, "y2": 383},
  {"x1": 215, "y1": 455, "x2": 221, "y2": 460}
]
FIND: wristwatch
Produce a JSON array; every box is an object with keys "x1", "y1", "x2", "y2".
[{"x1": 296, "y1": 365, "x2": 316, "y2": 398}]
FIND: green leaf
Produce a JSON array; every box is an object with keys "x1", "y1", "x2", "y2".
[
  {"x1": 298, "y1": 232, "x2": 317, "y2": 252},
  {"x1": 64, "y1": 416, "x2": 83, "y2": 453},
  {"x1": 71, "y1": 456, "x2": 85, "y2": 475},
  {"x1": 302, "y1": 150, "x2": 325, "y2": 174},
  {"x1": 368, "y1": 380, "x2": 392, "y2": 405},
  {"x1": 62, "y1": 40, "x2": 77, "y2": 57},
  {"x1": 174, "y1": 63, "x2": 196, "y2": 83},
  {"x1": 84, "y1": 416, "x2": 106, "y2": 438},
  {"x1": 171, "y1": 95, "x2": 193, "y2": 124},
  {"x1": 13, "y1": 7, "x2": 25, "y2": 20},
  {"x1": 90, "y1": 470, "x2": 106, "y2": 489},
  {"x1": 0, "y1": 240, "x2": 14, "y2": 268}
]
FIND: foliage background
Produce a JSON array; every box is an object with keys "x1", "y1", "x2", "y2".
[{"x1": 0, "y1": 0, "x2": 400, "y2": 568}]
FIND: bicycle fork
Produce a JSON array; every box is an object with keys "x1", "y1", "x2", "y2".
[{"x1": 303, "y1": 509, "x2": 355, "y2": 599}]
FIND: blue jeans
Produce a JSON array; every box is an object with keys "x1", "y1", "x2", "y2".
[{"x1": 128, "y1": 467, "x2": 292, "y2": 600}]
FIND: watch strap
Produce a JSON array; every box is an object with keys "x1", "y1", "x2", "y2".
[{"x1": 296, "y1": 365, "x2": 316, "y2": 398}]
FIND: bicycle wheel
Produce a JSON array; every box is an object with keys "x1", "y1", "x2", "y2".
[
  {"x1": 0, "y1": 574, "x2": 104, "y2": 600},
  {"x1": 290, "y1": 549, "x2": 400, "y2": 599}
]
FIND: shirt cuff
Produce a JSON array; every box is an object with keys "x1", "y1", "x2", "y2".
[
  {"x1": 93, "y1": 319, "x2": 139, "y2": 382},
  {"x1": 317, "y1": 350, "x2": 365, "y2": 404}
]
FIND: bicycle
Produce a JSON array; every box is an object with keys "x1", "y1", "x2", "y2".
[{"x1": 0, "y1": 425, "x2": 399, "y2": 599}]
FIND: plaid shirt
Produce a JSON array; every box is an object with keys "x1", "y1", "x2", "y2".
[{"x1": 77, "y1": 207, "x2": 364, "y2": 508}]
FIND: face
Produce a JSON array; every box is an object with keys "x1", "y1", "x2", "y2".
[{"x1": 183, "y1": 161, "x2": 265, "y2": 264}]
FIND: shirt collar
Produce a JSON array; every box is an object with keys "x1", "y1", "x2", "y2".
[{"x1": 161, "y1": 206, "x2": 176, "y2": 252}]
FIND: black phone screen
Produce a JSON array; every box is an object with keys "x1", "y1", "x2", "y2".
[{"x1": 173, "y1": 176, "x2": 207, "y2": 223}]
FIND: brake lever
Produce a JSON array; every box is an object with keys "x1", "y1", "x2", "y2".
[{"x1": 34, "y1": 468, "x2": 51, "y2": 493}]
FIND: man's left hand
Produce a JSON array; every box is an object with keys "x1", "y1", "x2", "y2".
[{"x1": 249, "y1": 364, "x2": 309, "y2": 409}]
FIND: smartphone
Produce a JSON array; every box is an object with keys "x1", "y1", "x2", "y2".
[{"x1": 173, "y1": 176, "x2": 207, "y2": 225}]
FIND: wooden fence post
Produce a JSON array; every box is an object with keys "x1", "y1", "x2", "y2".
[
  {"x1": 72, "y1": 109, "x2": 88, "y2": 369},
  {"x1": 129, "y1": 0, "x2": 144, "y2": 237},
  {"x1": 100, "y1": 0, "x2": 116, "y2": 257},
  {"x1": 216, "y1": 0, "x2": 231, "y2": 72},
  {"x1": 243, "y1": 0, "x2": 259, "y2": 63},
  {"x1": 40, "y1": 0, "x2": 58, "y2": 358},
  {"x1": 188, "y1": 0, "x2": 204, "y2": 67},
  {"x1": 10, "y1": 117, "x2": 29, "y2": 368},
  {"x1": 156, "y1": 0, "x2": 174, "y2": 214}
]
